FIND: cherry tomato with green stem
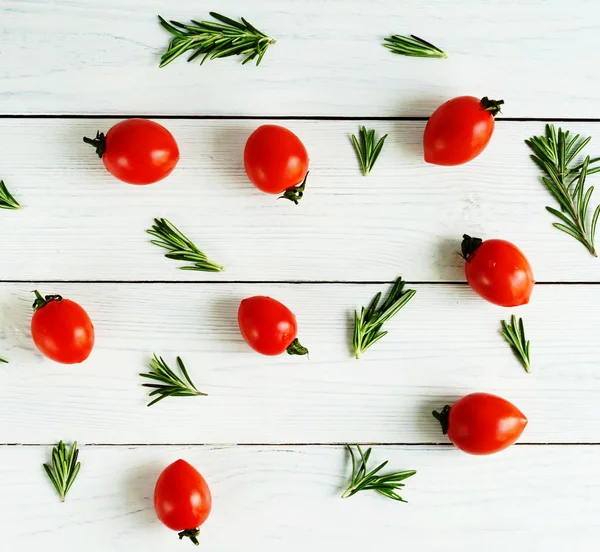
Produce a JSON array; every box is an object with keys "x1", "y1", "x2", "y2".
[
  {"x1": 433, "y1": 393, "x2": 527, "y2": 455},
  {"x1": 154, "y1": 459, "x2": 212, "y2": 546},
  {"x1": 238, "y1": 296, "x2": 308, "y2": 356},
  {"x1": 83, "y1": 118, "x2": 179, "y2": 185},
  {"x1": 424, "y1": 96, "x2": 504, "y2": 165},
  {"x1": 244, "y1": 124, "x2": 309, "y2": 204},
  {"x1": 462, "y1": 234, "x2": 534, "y2": 307},
  {"x1": 30, "y1": 291, "x2": 95, "y2": 364}
]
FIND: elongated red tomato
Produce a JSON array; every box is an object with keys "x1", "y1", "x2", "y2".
[
  {"x1": 462, "y1": 234, "x2": 534, "y2": 307},
  {"x1": 424, "y1": 96, "x2": 504, "y2": 165},
  {"x1": 30, "y1": 291, "x2": 94, "y2": 364},
  {"x1": 154, "y1": 459, "x2": 212, "y2": 546},
  {"x1": 433, "y1": 393, "x2": 527, "y2": 455},
  {"x1": 84, "y1": 118, "x2": 179, "y2": 185},
  {"x1": 244, "y1": 124, "x2": 309, "y2": 204},
  {"x1": 238, "y1": 296, "x2": 308, "y2": 356}
]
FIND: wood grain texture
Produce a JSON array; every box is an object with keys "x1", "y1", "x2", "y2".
[
  {"x1": 1, "y1": 0, "x2": 600, "y2": 117},
  {"x1": 2, "y1": 444, "x2": 598, "y2": 551},
  {"x1": 1, "y1": 282, "x2": 598, "y2": 444},
  {"x1": 2, "y1": 119, "x2": 600, "y2": 282}
]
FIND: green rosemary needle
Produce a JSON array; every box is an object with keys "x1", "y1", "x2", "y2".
[
  {"x1": 0, "y1": 357, "x2": 7, "y2": 363},
  {"x1": 350, "y1": 127, "x2": 388, "y2": 176},
  {"x1": 383, "y1": 34, "x2": 447, "y2": 58},
  {"x1": 526, "y1": 125, "x2": 600, "y2": 256},
  {"x1": 0, "y1": 180, "x2": 21, "y2": 210},
  {"x1": 43, "y1": 441, "x2": 81, "y2": 502},
  {"x1": 147, "y1": 218, "x2": 224, "y2": 272},
  {"x1": 158, "y1": 12, "x2": 275, "y2": 68},
  {"x1": 141, "y1": 354, "x2": 207, "y2": 407},
  {"x1": 353, "y1": 277, "x2": 416, "y2": 359},
  {"x1": 501, "y1": 315, "x2": 531, "y2": 373},
  {"x1": 342, "y1": 445, "x2": 416, "y2": 502}
]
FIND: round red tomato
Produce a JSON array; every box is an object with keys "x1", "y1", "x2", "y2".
[
  {"x1": 31, "y1": 291, "x2": 95, "y2": 364},
  {"x1": 244, "y1": 125, "x2": 309, "y2": 204},
  {"x1": 84, "y1": 118, "x2": 179, "y2": 185},
  {"x1": 154, "y1": 459, "x2": 212, "y2": 545},
  {"x1": 424, "y1": 96, "x2": 504, "y2": 165},
  {"x1": 462, "y1": 234, "x2": 534, "y2": 307},
  {"x1": 238, "y1": 296, "x2": 308, "y2": 356},
  {"x1": 433, "y1": 393, "x2": 528, "y2": 455}
]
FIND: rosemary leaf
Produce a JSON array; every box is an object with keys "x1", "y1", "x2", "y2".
[
  {"x1": 158, "y1": 12, "x2": 275, "y2": 68},
  {"x1": 342, "y1": 445, "x2": 416, "y2": 502},
  {"x1": 0, "y1": 357, "x2": 7, "y2": 363},
  {"x1": 43, "y1": 441, "x2": 81, "y2": 502},
  {"x1": 501, "y1": 315, "x2": 531, "y2": 373},
  {"x1": 353, "y1": 277, "x2": 416, "y2": 358},
  {"x1": 140, "y1": 354, "x2": 207, "y2": 407},
  {"x1": 350, "y1": 127, "x2": 388, "y2": 176},
  {"x1": 147, "y1": 218, "x2": 224, "y2": 272},
  {"x1": 526, "y1": 125, "x2": 600, "y2": 256},
  {"x1": 384, "y1": 34, "x2": 447, "y2": 58},
  {"x1": 0, "y1": 180, "x2": 21, "y2": 210}
]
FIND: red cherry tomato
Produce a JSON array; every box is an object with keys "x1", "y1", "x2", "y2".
[
  {"x1": 424, "y1": 96, "x2": 504, "y2": 165},
  {"x1": 461, "y1": 234, "x2": 534, "y2": 307},
  {"x1": 433, "y1": 392, "x2": 528, "y2": 455},
  {"x1": 154, "y1": 459, "x2": 212, "y2": 546},
  {"x1": 30, "y1": 291, "x2": 94, "y2": 364},
  {"x1": 244, "y1": 124, "x2": 309, "y2": 204},
  {"x1": 238, "y1": 296, "x2": 308, "y2": 356},
  {"x1": 84, "y1": 118, "x2": 179, "y2": 185}
]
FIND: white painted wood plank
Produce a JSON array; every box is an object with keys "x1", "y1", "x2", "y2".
[
  {"x1": 1, "y1": 0, "x2": 599, "y2": 117},
  {"x1": 1, "y1": 282, "x2": 598, "y2": 444},
  {"x1": 1, "y1": 444, "x2": 598, "y2": 551},
  {"x1": 1, "y1": 119, "x2": 600, "y2": 282}
]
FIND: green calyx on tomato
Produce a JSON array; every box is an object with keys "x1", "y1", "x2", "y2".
[
  {"x1": 480, "y1": 97, "x2": 504, "y2": 116},
  {"x1": 82, "y1": 131, "x2": 107, "y2": 158},
  {"x1": 286, "y1": 338, "x2": 309, "y2": 356},
  {"x1": 431, "y1": 405, "x2": 451, "y2": 435},
  {"x1": 279, "y1": 172, "x2": 308, "y2": 205},
  {"x1": 32, "y1": 290, "x2": 62, "y2": 311},
  {"x1": 461, "y1": 234, "x2": 483, "y2": 260},
  {"x1": 178, "y1": 528, "x2": 201, "y2": 546}
]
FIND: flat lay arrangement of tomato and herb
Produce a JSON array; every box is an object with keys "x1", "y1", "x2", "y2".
[{"x1": 1, "y1": 3, "x2": 599, "y2": 550}]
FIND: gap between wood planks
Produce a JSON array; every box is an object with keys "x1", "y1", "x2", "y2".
[
  {"x1": 1, "y1": 115, "x2": 600, "y2": 122},
  {"x1": 0, "y1": 442, "x2": 598, "y2": 447},
  {"x1": 0, "y1": 280, "x2": 599, "y2": 285}
]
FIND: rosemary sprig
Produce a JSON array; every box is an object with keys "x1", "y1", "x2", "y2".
[
  {"x1": 350, "y1": 127, "x2": 388, "y2": 176},
  {"x1": 43, "y1": 441, "x2": 81, "y2": 502},
  {"x1": 353, "y1": 277, "x2": 416, "y2": 359},
  {"x1": 0, "y1": 180, "x2": 21, "y2": 210},
  {"x1": 158, "y1": 12, "x2": 275, "y2": 68},
  {"x1": 526, "y1": 125, "x2": 600, "y2": 256},
  {"x1": 501, "y1": 315, "x2": 531, "y2": 373},
  {"x1": 147, "y1": 218, "x2": 224, "y2": 272},
  {"x1": 383, "y1": 34, "x2": 447, "y2": 58},
  {"x1": 141, "y1": 354, "x2": 207, "y2": 407},
  {"x1": 342, "y1": 445, "x2": 416, "y2": 502}
]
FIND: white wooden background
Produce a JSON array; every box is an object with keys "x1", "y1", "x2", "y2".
[{"x1": 1, "y1": 1, "x2": 599, "y2": 550}]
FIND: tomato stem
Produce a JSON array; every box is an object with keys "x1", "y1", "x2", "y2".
[
  {"x1": 83, "y1": 131, "x2": 107, "y2": 158},
  {"x1": 279, "y1": 172, "x2": 308, "y2": 205},
  {"x1": 432, "y1": 405, "x2": 451, "y2": 435},
  {"x1": 178, "y1": 528, "x2": 201, "y2": 546},
  {"x1": 460, "y1": 234, "x2": 483, "y2": 261},
  {"x1": 31, "y1": 290, "x2": 62, "y2": 311},
  {"x1": 480, "y1": 97, "x2": 504, "y2": 116},
  {"x1": 286, "y1": 338, "x2": 309, "y2": 357}
]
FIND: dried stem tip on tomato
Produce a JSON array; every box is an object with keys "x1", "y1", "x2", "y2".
[{"x1": 32, "y1": 290, "x2": 62, "y2": 310}]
